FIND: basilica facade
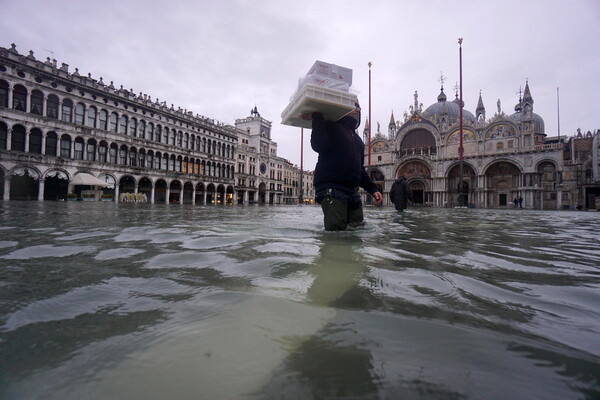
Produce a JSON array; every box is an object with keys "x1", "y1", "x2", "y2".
[
  {"x1": 0, "y1": 44, "x2": 309, "y2": 205},
  {"x1": 363, "y1": 83, "x2": 600, "y2": 210}
]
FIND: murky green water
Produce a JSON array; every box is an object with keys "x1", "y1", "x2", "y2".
[{"x1": 0, "y1": 202, "x2": 599, "y2": 399}]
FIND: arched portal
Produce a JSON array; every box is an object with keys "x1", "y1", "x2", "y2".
[
  {"x1": 195, "y1": 183, "x2": 205, "y2": 205},
  {"x1": 44, "y1": 169, "x2": 69, "y2": 200},
  {"x1": 182, "y1": 182, "x2": 194, "y2": 204},
  {"x1": 10, "y1": 167, "x2": 39, "y2": 200},
  {"x1": 485, "y1": 161, "x2": 521, "y2": 208},
  {"x1": 169, "y1": 180, "x2": 182, "y2": 203},
  {"x1": 206, "y1": 183, "x2": 216, "y2": 204},
  {"x1": 216, "y1": 184, "x2": 225, "y2": 205},
  {"x1": 447, "y1": 163, "x2": 476, "y2": 206},
  {"x1": 155, "y1": 179, "x2": 167, "y2": 203},
  {"x1": 258, "y1": 182, "x2": 267, "y2": 204},
  {"x1": 398, "y1": 160, "x2": 432, "y2": 204},
  {"x1": 138, "y1": 177, "x2": 152, "y2": 203}
]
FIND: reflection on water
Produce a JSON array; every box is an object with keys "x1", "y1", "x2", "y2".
[{"x1": 0, "y1": 202, "x2": 599, "y2": 399}]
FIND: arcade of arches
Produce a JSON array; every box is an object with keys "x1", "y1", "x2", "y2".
[{"x1": 370, "y1": 158, "x2": 562, "y2": 209}]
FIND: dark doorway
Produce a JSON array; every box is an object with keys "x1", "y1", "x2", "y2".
[{"x1": 44, "y1": 175, "x2": 69, "y2": 200}]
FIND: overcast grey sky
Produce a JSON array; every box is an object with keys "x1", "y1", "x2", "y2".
[{"x1": 2, "y1": 0, "x2": 599, "y2": 171}]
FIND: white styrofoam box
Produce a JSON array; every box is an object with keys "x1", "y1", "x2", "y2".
[
  {"x1": 295, "y1": 74, "x2": 350, "y2": 96},
  {"x1": 281, "y1": 84, "x2": 358, "y2": 129},
  {"x1": 307, "y1": 60, "x2": 353, "y2": 87}
]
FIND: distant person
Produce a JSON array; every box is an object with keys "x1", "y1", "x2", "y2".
[
  {"x1": 390, "y1": 176, "x2": 413, "y2": 212},
  {"x1": 306, "y1": 101, "x2": 382, "y2": 231},
  {"x1": 518, "y1": 196, "x2": 523, "y2": 209},
  {"x1": 513, "y1": 198, "x2": 518, "y2": 208}
]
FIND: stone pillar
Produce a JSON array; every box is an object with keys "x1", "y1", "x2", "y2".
[
  {"x1": 166, "y1": 187, "x2": 170, "y2": 204},
  {"x1": 114, "y1": 185, "x2": 120, "y2": 203},
  {"x1": 192, "y1": 187, "x2": 196, "y2": 205},
  {"x1": 24, "y1": 129, "x2": 30, "y2": 152},
  {"x1": 38, "y1": 179, "x2": 44, "y2": 201},
  {"x1": 150, "y1": 185, "x2": 155, "y2": 204},
  {"x1": 3, "y1": 178, "x2": 10, "y2": 200},
  {"x1": 556, "y1": 189, "x2": 562, "y2": 209},
  {"x1": 203, "y1": 190, "x2": 207, "y2": 205},
  {"x1": 6, "y1": 128, "x2": 11, "y2": 149}
]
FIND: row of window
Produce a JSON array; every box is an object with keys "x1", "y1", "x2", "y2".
[
  {"x1": 0, "y1": 80, "x2": 235, "y2": 158},
  {"x1": 0, "y1": 122, "x2": 234, "y2": 179}
]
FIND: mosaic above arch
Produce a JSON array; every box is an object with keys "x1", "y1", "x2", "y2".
[
  {"x1": 447, "y1": 129, "x2": 476, "y2": 144},
  {"x1": 486, "y1": 123, "x2": 516, "y2": 139},
  {"x1": 398, "y1": 160, "x2": 431, "y2": 179}
]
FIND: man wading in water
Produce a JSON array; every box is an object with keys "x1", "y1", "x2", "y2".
[{"x1": 305, "y1": 102, "x2": 382, "y2": 231}]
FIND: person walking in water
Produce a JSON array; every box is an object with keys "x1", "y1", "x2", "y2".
[
  {"x1": 390, "y1": 176, "x2": 413, "y2": 212},
  {"x1": 307, "y1": 101, "x2": 382, "y2": 231}
]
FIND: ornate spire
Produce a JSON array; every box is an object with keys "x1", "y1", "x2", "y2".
[{"x1": 476, "y1": 90, "x2": 485, "y2": 121}]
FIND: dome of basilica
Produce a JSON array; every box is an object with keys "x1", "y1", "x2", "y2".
[
  {"x1": 422, "y1": 88, "x2": 476, "y2": 124},
  {"x1": 510, "y1": 107, "x2": 545, "y2": 135}
]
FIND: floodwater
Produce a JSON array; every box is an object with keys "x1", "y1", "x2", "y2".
[{"x1": 0, "y1": 202, "x2": 599, "y2": 400}]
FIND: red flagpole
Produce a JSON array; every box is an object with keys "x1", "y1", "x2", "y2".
[
  {"x1": 368, "y1": 62, "x2": 372, "y2": 167},
  {"x1": 458, "y1": 38, "x2": 465, "y2": 206}
]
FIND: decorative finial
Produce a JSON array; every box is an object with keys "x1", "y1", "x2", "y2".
[
  {"x1": 438, "y1": 71, "x2": 446, "y2": 89},
  {"x1": 368, "y1": 62, "x2": 372, "y2": 69},
  {"x1": 458, "y1": 38, "x2": 463, "y2": 45}
]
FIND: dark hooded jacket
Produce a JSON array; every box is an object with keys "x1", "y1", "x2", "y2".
[
  {"x1": 390, "y1": 177, "x2": 413, "y2": 211},
  {"x1": 310, "y1": 112, "x2": 377, "y2": 195}
]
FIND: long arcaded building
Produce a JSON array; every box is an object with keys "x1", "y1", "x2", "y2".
[{"x1": 0, "y1": 43, "x2": 310, "y2": 204}]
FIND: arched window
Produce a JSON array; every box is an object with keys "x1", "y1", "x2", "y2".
[
  {"x1": 207, "y1": 139, "x2": 211, "y2": 154},
  {"x1": 184, "y1": 133, "x2": 189, "y2": 149},
  {"x1": 11, "y1": 125, "x2": 26, "y2": 151},
  {"x1": 109, "y1": 144, "x2": 118, "y2": 164},
  {"x1": 148, "y1": 122, "x2": 154, "y2": 141},
  {"x1": 87, "y1": 106, "x2": 97, "y2": 128},
  {"x1": 202, "y1": 138, "x2": 206, "y2": 152},
  {"x1": 13, "y1": 85, "x2": 27, "y2": 111},
  {"x1": 164, "y1": 127, "x2": 169, "y2": 144},
  {"x1": 176, "y1": 155, "x2": 182, "y2": 172},
  {"x1": 147, "y1": 151, "x2": 153, "y2": 168},
  {"x1": 75, "y1": 103, "x2": 85, "y2": 125},
  {"x1": 129, "y1": 117, "x2": 137, "y2": 137},
  {"x1": 129, "y1": 147, "x2": 137, "y2": 167},
  {"x1": 87, "y1": 139, "x2": 97, "y2": 161},
  {"x1": 98, "y1": 109, "x2": 108, "y2": 130},
  {"x1": 109, "y1": 112, "x2": 118, "y2": 132},
  {"x1": 0, "y1": 122, "x2": 7, "y2": 150},
  {"x1": 119, "y1": 145, "x2": 128, "y2": 165},
  {"x1": 29, "y1": 128, "x2": 43, "y2": 154},
  {"x1": 139, "y1": 120, "x2": 146, "y2": 139},
  {"x1": 31, "y1": 90, "x2": 44, "y2": 115},
  {"x1": 169, "y1": 155, "x2": 176, "y2": 171},
  {"x1": 163, "y1": 153, "x2": 169, "y2": 170},
  {"x1": 60, "y1": 134, "x2": 71, "y2": 158},
  {"x1": 177, "y1": 131, "x2": 182, "y2": 147},
  {"x1": 61, "y1": 99, "x2": 73, "y2": 122},
  {"x1": 0, "y1": 80, "x2": 8, "y2": 107},
  {"x1": 170, "y1": 130, "x2": 176, "y2": 146},
  {"x1": 119, "y1": 115, "x2": 128, "y2": 135},
  {"x1": 155, "y1": 125, "x2": 162, "y2": 143},
  {"x1": 138, "y1": 149, "x2": 145, "y2": 167},
  {"x1": 45, "y1": 131, "x2": 57, "y2": 156},
  {"x1": 154, "y1": 151, "x2": 161, "y2": 169},
  {"x1": 74, "y1": 137, "x2": 85, "y2": 160},
  {"x1": 98, "y1": 141, "x2": 108, "y2": 163},
  {"x1": 47, "y1": 95, "x2": 59, "y2": 119}
]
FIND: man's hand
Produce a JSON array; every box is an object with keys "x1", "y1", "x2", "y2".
[{"x1": 372, "y1": 191, "x2": 382, "y2": 205}]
